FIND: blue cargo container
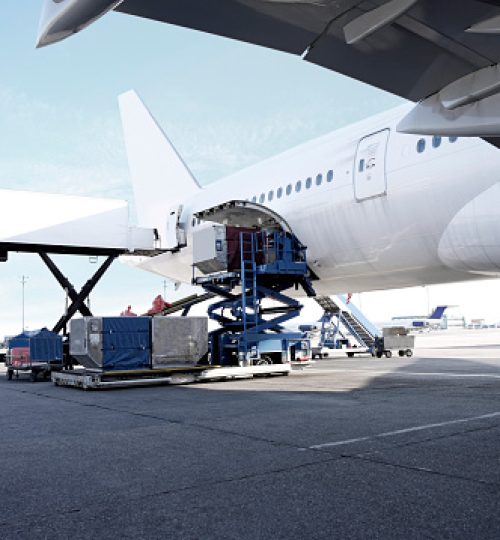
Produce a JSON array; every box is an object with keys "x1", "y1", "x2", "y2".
[
  {"x1": 9, "y1": 328, "x2": 63, "y2": 362},
  {"x1": 101, "y1": 317, "x2": 150, "y2": 371},
  {"x1": 7, "y1": 328, "x2": 63, "y2": 381}
]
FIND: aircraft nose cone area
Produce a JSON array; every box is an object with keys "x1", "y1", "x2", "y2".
[{"x1": 438, "y1": 183, "x2": 500, "y2": 276}]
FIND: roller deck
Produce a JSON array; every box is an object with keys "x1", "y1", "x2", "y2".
[{"x1": 52, "y1": 363, "x2": 291, "y2": 390}]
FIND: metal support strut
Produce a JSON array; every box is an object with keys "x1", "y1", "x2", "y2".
[{"x1": 39, "y1": 253, "x2": 117, "y2": 334}]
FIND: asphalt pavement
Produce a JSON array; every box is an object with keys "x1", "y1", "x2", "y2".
[{"x1": 1, "y1": 328, "x2": 500, "y2": 539}]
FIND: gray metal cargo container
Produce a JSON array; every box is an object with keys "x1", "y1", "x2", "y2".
[
  {"x1": 151, "y1": 317, "x2": 208, "y2": 368},
  {"x1": 192, "y1": 225, "x2": 227, "y2": 274},
  {"x1": 70, "y1": 317, "x2": 150, "y2": 371}
]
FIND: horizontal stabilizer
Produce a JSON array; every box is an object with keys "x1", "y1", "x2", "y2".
[{"x1": 0, "y1": 189, "x2": 155, "y2": 255}]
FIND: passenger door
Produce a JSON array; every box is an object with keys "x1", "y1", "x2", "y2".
[{"x1": 354, "y1": 129, "x2": 390, "y2": 201}]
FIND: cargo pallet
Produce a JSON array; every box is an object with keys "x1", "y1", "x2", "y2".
[{"x1": 52, "y1": 363, "x2": 291, "y2": 390}]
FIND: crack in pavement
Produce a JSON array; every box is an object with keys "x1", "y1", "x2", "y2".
[
  {"x1": 347, "y1": 453, "x2": 500, "y2": 491},
  {"x1": 1, "y1": 385, "x2": 306, "y2": 452},
  {"x1": 0, "y1": 453, "x2": 349, "y2": 530}
]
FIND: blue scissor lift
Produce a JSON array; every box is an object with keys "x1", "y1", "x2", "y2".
[{"x1": 193, "y1": 229, "x2": 315, "y2": 367}]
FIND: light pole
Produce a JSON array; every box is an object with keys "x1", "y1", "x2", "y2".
[
  {"x1": 20, "y1": 275, "x2": 28, "y2": 331},
  {"x1": 425, "y1": 285, "x2": 430, "y2": 315}
]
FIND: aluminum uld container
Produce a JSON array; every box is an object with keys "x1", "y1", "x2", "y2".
[
  {"x1": 151, "y1": 317, "x2": 208, "y2": 369},
  {"x1": 70, "y1": 317, "x2": 150, "y2": 371},
  {"x1": 192, "y1": 225, "x2": 228, "y2": 274}
]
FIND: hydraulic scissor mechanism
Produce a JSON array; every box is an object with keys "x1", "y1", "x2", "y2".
[{"x1": 193, "y1": 227, "x2": 315, "y2": 366}]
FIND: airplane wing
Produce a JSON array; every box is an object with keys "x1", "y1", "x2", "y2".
[
  {"x1": 38, "y1": 0, "x2": 500, "y2": 137},
  {"x1": 113, "y1": 0, "x2": 498, "y2": 102}
]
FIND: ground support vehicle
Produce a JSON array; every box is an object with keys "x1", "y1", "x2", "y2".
[
  {"x1": 192, "y1": 221, "x2": 315, "y2": 370},
  {"x1": 52, "y1": 363, "x2": 291, "y2": 390},
  {"x1": 374, "y1": 328, "x2": 415, "y2": 358},
  {"x1": 54, "y1": 220, "x2": 315, "y2": 390},
  {"x1": 6, "y1": 328, "x2": 63, "y2": 382},
  {"x1": 313, "y1": 295, "x2": 380, "y2": 358}
]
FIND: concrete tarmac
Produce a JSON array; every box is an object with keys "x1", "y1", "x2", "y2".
[{"x1": 1, "y1": 328, "x2": 500, "y2": 539}]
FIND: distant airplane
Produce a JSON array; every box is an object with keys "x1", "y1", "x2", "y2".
[{"x1": 390, "y1": 306, "x2": 450, "y2": 330}]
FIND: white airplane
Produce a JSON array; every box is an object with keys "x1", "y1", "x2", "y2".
[
  {"x1": 390, "y1": 306, "x2": 450, "y2": 330},
  {"x1": 21, "y1": 0, "x2": 500, "y2": 296},
  {"x1": 116, "y1": 90, "x2": 500, "y2": 295}
]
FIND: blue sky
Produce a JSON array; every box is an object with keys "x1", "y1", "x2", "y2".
[{"x1": 1, "y1": 1, "x2": 498, "y2": 336}]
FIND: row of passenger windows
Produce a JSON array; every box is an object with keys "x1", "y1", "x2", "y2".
[
  {"x1": 251, "y1": 169, "x2": 334, "y2": 205},
  {"x1": 417, "y1": 136, "x2": 458, "y2": 153}
]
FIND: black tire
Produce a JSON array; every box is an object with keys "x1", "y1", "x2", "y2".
[
  {"x1": 255, "y1": 356, "x2": 272, "y2": 366},
  {"x1": 398, "y1": 350, "x2": 405, "y2": 357},
  {"x1": 30, "y1": 371, "x2": 38, "y2": 383},
  {"x1": 406, "y1": 349, "x2": 413, "y2": 357},
  {"x1": 347, "y1": 352, "x2": 354, "y2": 358},
  {"x1": 376, "y1": 352, "x2": 383, "y2": 358},
  {"x1": 385, "y1": 350, "x2": 393, "y2": 358},
  {"x1": 323, "y1": 352, "x2": 329, "y2": 358},
  {"x1": 7, "y1": 369, "x2": 13, "y2": 381}
]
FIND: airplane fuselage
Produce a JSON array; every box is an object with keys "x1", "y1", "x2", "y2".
[{"x1": 137, "y1": 104, "x2": 500, "y2": 294}]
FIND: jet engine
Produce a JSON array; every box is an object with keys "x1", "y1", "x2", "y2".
[{"x1": 37, "y1": 0, "x2": 123, "y2": 47}]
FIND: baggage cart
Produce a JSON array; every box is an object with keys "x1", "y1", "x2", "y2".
[
  {"x1": 6, "y1": 328, "x2": 63, "y2": 382},
  {"x1": 374, "y1": 327, "x2": 415, "y2": 358}
]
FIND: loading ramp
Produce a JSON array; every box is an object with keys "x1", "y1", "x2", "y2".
[{"x1": 314, "y1": 295, "x2": 381, "y2": 355}]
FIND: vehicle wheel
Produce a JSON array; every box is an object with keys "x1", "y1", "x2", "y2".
[
  {"x1": 43, "y1": 370, "x2": 50, "y2": 381},
  {"x1": 398, "y1": 350, "x2": 405, "y2": 357},
  {"x1": 347, "y1": 352, "x2": 354, "y2": 358},
  {"x1": 30, "y1": 371, "x2": 38, "y2": 383},
  {"x1": 376, "y1": 352, "x2": 383, "y2": 358},
  {"x1": 323, "y1": 352, "x2": 329, "y2": 358},
  {"x1": 385, "y1": 350, "x2": 393, "y2": 358},
  {"x1": 255, "y1": 356, "x2": 272, "y2": 366},
  {"x1": 7, "y1": 369, "x2": 13, "y2": 381},
  {"x1": 406, "y1": 349, "x2": 413, "y2": 357}
]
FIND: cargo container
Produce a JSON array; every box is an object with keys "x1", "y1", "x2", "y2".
[
  {"x1": 6, "y1": 328, "x2": 63, "y2": 381},
  {"x1": 70, "y1": 316, "x2": 208, "y2": 372}
]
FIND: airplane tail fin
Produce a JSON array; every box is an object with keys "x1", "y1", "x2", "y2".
[
  {"x1": 118, "y1": 90, "x2": 201, "y2": 231},
  {"x1": 429, "y1": 305, "x2": 448, "y2": 319}
]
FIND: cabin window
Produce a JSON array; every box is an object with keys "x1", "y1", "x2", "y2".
[
  {"x1": 327, "y1": 170, "x2": 334, "y2": 182},
  {"x1": 305, "y1": 177, "x2": 312, "y2": 189},
  {"x1": 286, "y1": 184, "x2": 292, "y2": 196},
  {"x1": 449, "y1": 136, "x2": 458, "y2": 143},
  {"x1": 417, "y1": 138, "x2": 426, "y2": 153},
  {"x1": 268, "y1": 190, "x2": 274, "y2": 201},
  {"x1": 316, "y1": 173, "x2": 323, "y2": 186},
  {"x1": 192, "y1": 218, "x2": 196, "y2": 227},
  {"x1": 277, "y1": 187, "x2": 283, "y2": 199},
  {"x1": 259, "y1": 193, "x2": 265, "y2": 204},
  {"x1": 358, "y1": 159, "x2": 365, "y2": 172},
  {"x1": 252, "y1": 195, "x2": 257, "y2": 203},
  {"x1": 432, "y1": 136, "x2": 442, "y2": 148},
  {"x1": 295, "y1": 180, "x2": 302, "y2": 192}
]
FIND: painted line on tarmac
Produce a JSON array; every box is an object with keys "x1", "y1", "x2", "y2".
[
  {"x1": 308, "y1": 411, "x2": 500, "y2": 450},
  {"x1": 310, "y1": 369, "x2": 500, "y2": 379}
]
